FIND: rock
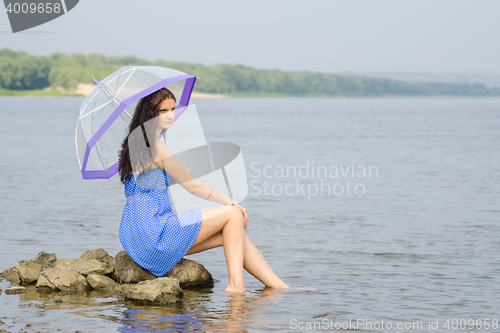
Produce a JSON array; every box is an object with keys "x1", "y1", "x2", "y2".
[
  {"x1": 122, "y1": 277, "x2": 183, "y2": 305},
  {"x1": 114, "y1": 251, "x2": 156, "y2": 284},
  {"x1": 36, "y1": 267, "x2": 90, "y2": 293},
  {"x1": 4, "y1": 286, "x2": 28, "y2": 295},
  {"x1": 163, "y1": 258, "x2": 214, "y2": 289},
  {"x1": 80, "y1": 249, "x2": 116, "y2": 281},
  {"x1": 55, "y1": 259, "x2": 113, "y2": 276},
  {"x1": 86, "y1": 274, "x2": 118, "y2": 291},
  {"x1": 35, "y1": 275, "x2": 58, "y2": 292},
  {"x1": 112, "y1": 283, "x2": 128, "y2": 295},
  {"x1": 0, "y1": 265, "x2": 21, "y2": 284},
  {"x1": 114, "y1": 251, "x2": 214, "y2": 289},
  {"x1": 80, "y1": 249, "x2": 114, "y2": 266},
  {"x1": 16, "y1": 252, "x2": 57, "y2": 284}
]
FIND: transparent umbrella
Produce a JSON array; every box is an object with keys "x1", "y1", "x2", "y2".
[{"x1": 75, "y1": 66, "x2": 197, "y2": 180}]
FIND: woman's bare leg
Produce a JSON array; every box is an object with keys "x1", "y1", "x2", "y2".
[
  {"x1": 186, "y1": 231, "x2": 223, "y2": 255},
  {"x1": 187, "y1": 227, "x2": 290, "y2": 289},
  {"x1": 192, "y1": 205, "x2": 246, "y2": 293},
  {"x1": 241, "y1": 232, "x2": 289, "y2": 288},
  {"x1": 191, "y1": 205, "x2": 235, "y2": 247},
  {"x1": 222, "y1": 210, "x2": 245, "y2": 293}
]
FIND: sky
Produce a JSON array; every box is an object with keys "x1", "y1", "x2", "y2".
[{"x1": 1, "y1": 0, "x2": 500, "y2": 75}]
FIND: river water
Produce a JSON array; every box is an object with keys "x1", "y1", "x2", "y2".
[{"x1": 0, "y1": 96, "x2": 499, "y2": 332}]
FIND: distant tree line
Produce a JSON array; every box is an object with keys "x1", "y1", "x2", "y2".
[{"x1": 1, "y1": 48, "x2": 499, "y2": 96}]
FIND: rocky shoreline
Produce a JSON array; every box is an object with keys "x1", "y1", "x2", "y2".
[{"x1": 0, "y1": 249, "x2": 214, "y2": 306}]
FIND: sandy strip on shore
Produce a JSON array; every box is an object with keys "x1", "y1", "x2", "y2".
[{"x1": 71, "y1": 84, "x2": 227, "y2": 98}]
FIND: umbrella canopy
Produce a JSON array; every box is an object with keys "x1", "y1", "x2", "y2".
[{"x1": 75, "y1": 66, "x2": 197, "y2": 180}]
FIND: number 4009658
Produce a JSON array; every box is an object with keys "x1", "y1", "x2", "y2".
[
  {"x1": 5, "y1": 2, "x2": 62, "y2": 14},
  {"x1": 444, "y1": 319, "x2": 498, "y2": 330}
]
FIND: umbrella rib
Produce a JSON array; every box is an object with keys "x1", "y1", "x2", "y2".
[
  {"x1": 114, "y1": 68, "x2": 136, "y2": 98},
  {"x1": 81, "y1": 100, "x2": 113, "y2": 117},
  {"x1": 119, "y1": 110, "x2": 132, "y2": 123},
  {"x1": 80, "y1": 89, "x2": 98, "y2": 116},
  {"x1": 75, "y1": 121, "x2": 81, "y2": 167},
  {"x1": 112, "y1": 67, "x2": 124, "y2": 97},
  {"x1": 122, "y1": 109, "x2": 132, "y2": 118},
  {"x1": 98, "y1": 80, "x2": 124, "y2": 108}
]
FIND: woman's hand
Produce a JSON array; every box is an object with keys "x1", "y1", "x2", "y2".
[{"x1": 236, "y1": 204, "x2": 248, "y2": 229}]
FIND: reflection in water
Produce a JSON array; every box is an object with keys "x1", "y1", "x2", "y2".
[
  {"x1": 219, "y1": 288, "x2": 289, "y2": 332},
  {"x1": 118, "y1": 309, "x2": 203, "y2": 332},
  {"x1": 14, "y1": 284, "x2": 289, "y2": 332},
  {"x1": 116, "y1": 287, "x2": 289, "y2": 332},
  {"x1": 115, "y1": 303, "x2": 203, "y2": 332}
]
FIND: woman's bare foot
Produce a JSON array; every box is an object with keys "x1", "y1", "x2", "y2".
[
  {"x1": 265, "y1": 283, "x2": 316, "y2": 290},
  {"x1": 265, "y1": 282, "x2": 291, "y2": 289},
  {"x1": 271, "y1": 283, "x2": 291, "y2": 289},
  {"x1": 225, "y1": 285, "x2": 247, "y2": 294}
]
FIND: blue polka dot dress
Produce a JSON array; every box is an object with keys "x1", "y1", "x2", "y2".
[{"x1": 119, "y1": 167, "x2": 203, "y2": 277}]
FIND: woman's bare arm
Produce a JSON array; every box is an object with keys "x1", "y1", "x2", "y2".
[
  {"x1": 154, "y1": 139, "x2": 234, "y2": 205},
  {"x1": 169, "y1": 162, "x2": 190, "y2": 185}
]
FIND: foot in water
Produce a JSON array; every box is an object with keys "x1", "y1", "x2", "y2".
[
  {"x1": 272, "y1": 283, "x2": 291, "y2": 289},
  {"x1": 225, "y1": 285, "x2": 247, "y2": 294}
]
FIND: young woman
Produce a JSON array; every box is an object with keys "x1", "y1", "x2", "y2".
[{"x1": 118, "y1": 87, "x2": 290, "y2": 293}]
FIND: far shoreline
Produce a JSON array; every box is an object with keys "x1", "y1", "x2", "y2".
[
  {"x1": 0, "y1": 83, "x2": 229, "y2": 99},
  {"x1": 1, "y1": 83, "x2": 500, "y2": 99}
]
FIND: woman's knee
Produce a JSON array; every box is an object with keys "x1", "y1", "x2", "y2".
[
  {"x1": 200, "y1": 205, "x2": 242, "y2": 230},
  {"x1": 227, "y1": 206, "x2": 244, "y2": 223}
]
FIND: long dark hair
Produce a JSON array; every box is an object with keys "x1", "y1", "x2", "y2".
[{"x1": 118, "y1": 87, "x2": 177, "y2": 183}]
